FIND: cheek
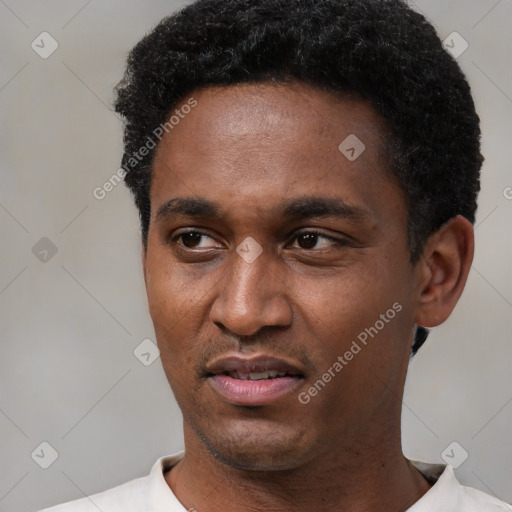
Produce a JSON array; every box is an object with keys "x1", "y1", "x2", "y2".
[
  {"x1": 295, "y1": 265, "x2": 396, "y2": 328},
  {"x1": 145, "y1": 262, "x2": 198, "y2": 365},
  {"x1": 293, "y1": 263, "x2": 410, "y2": 366},
  {"x1": 145, "y1": 251, "x2": 201, "y2": 321}
]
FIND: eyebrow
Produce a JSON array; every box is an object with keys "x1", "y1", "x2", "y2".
[
  {"x1": 156, "y1": 198, "x2": 220, "y2": 222},
  {"x1": 281, "y1": 197, "x2": 366, "y2": 221},
  {"x1": 155, "y1": 196, "x2": 367, "y2": 223}
]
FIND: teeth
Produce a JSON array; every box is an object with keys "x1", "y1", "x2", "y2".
[
  {"x1": 249, "y1": 371, "x2": 270, "y2": 380},
  {"x1": 269, "y1": 370, "x2": 287, "y2": 378},
  {"x1": 228, "y1": 370, "x2": 288, "y2": 380}
]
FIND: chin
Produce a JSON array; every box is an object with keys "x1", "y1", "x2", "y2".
[{"x1": 191, "y1": 416, "x2": 317, "y2": 472}]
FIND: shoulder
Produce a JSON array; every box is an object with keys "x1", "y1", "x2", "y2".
[
  {"x1": 37, "y1": 452, "x2": 185, "y2": 512},
  {"x1": 408, "y1": 460, "x2": 512, "y2": 511},
  {"x1": 457, "y1": 482, "x2": 512, "y2": 511},
  {"x1": 37, "y1": 475, "x2": 149, "y2": 512}
]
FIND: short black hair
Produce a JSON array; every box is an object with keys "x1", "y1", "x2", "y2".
[{"x1": 114, "y1": 0, "x2": 483, "y2": 354}]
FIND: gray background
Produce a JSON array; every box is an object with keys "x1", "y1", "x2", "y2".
[{"x1": 0, "y1": 1, "x2": 511, "y2": 511}]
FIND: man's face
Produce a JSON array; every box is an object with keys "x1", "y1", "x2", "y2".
[{"x1": 143, "y1": 83, "x2": 421, "y2": 471}]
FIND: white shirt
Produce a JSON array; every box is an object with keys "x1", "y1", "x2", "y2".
[{"x1": 39, "y1": 452, "x2": 512, "y2": 511}]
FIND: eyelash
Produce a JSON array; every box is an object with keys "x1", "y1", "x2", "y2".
[
  {"x1": 290, "y1": 229, "x2": 348, "y2": 249},
  {"x1": 170, "y1": 229, "x2": 348, "y2": 250}
]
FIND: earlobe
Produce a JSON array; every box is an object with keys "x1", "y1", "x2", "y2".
[{"x1": 414, "y1": 215, "x2": 474, "y2": 328}]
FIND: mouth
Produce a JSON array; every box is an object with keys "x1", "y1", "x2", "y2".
[
  {"x1": 205, "y1": 356, "x2": 305, "y2": 406},
  {"x1": 219, "y1": 369, "x2": 294, "y2": 380}
]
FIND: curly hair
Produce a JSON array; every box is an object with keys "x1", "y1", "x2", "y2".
[{"x1": 114, "y1": 0, "x2": 483, "y2": 354}]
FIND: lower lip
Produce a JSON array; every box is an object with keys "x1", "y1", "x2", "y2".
[{"x1": 208, "y1": 374, "x2": 302, "y2": 406}]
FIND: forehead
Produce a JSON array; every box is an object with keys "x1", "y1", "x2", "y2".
[
  {"x1": 158, "y1": 81, "x2": 387, "y2": 156},
  {"x1": 149, "y1": 82, "x2": 401, "y2": 225}
]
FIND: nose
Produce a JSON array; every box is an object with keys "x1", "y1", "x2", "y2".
[{"x1": 209, "y1": 245, "x2": 293, "y2": 336}]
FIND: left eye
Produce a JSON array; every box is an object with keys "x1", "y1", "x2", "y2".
[{"x1": 290, "y1": 232, "x2": 345, "y2": 250}]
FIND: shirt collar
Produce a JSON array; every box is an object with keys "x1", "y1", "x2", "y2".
[
  {"x1": 147, "y1": 451, "x2": 186, "y2": 511},
  {"x1": 146, "y1": 453, "x2": 455, "y2": 511},
  {"x1": 407, "y1": 459, "x2": 458, "y2": 510}
]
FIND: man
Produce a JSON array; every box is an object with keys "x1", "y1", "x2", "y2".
[{"x1": 41, "y1": 0, "x2": 511, "y2": 510}]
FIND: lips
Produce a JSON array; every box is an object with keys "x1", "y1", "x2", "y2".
[{"x1": 205, "y1": 355, "x2": 305, "y2": 406}]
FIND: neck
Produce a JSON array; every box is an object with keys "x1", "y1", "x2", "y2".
[{"x1": 165, "y1": 423, "x2": 432, "y2": 512}]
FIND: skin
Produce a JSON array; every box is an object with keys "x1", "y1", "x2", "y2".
[{"x1": 142, "y1": 82, "x2": 474, "y2": 511}]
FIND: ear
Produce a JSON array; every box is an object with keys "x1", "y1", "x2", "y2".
[{"x1": 414, "y1": 215, "x2": 474, "y2": 328}]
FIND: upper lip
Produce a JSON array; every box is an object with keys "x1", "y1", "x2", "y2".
[{"x1": 205, "y1": 354, "x2": 305, "y2": 377}]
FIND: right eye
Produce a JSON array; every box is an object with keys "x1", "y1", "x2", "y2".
[{"x1": 171, "y1": 230, "x2": 220, "y2": 249}]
